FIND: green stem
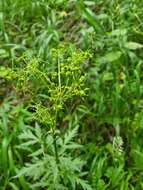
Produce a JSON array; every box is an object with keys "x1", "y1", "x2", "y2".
[
  {"x1": 115, "y1": 124, "x2": 120, "y2": 136},
  {"x1": 53, "y1": 131, "x2": 59, "y2": 164},
  {"x1": 1, "y1": 0, "x2": 5, "y2": 36},
  {"x1": 50, "y1": 53, "x2": 62, "y2": 165},
  {"x1": 58, "y1": 53, "x2": 61, "y2": 92}
]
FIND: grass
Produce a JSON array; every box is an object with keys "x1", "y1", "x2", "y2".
[{"x1": 1, "y1": 0, "x2": 143, "y2": 189}]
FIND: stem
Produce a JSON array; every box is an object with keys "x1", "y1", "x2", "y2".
[
  {"x1": 51, "y1": 118, "x2": 59, "y2": 164},
  {"x1": 50, "y1": 53, "x2": 62, "y2": 165},
  {"x1": 58, "y1": 53, "x2": 61, "y2": 92},
  {"x1": 1, "y1": 0, "x2": 5, "y2": 36},
  {"x1": 115, "y1": 124, "x2": 120, "y2": 136},
  {"x1": 53, "y1": 132, "x2": 59, "y2": 164}
]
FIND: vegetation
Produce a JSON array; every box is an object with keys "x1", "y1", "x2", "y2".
[{"x1": 1, "y1": 0, "x2": 143, "y2": 189}]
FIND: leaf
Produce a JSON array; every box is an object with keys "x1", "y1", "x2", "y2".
[
  {"x1": 19, "y1": 140, "x2": 37, "y2": 147},
  {"x1": 97, "y1": 51, "x2": 122, "y2": 63},
  {"x1": 19, "y1": 129, "x2": 37, "y2": 141},
  {"x1": 29, "y1": 148, "x2": 43, "y2": 157},
  {"x1": 79, "y1": 1, "x2": 102, "y2": 33},
  {"x1": 65, "y1": 143, "x2": 82, "y2": 149},
  {"x1": 0, "y1": 66, "x2": 14, "y2": 78},
  {"x1": 77, "y1": 178, "x2": 92, "y2": 190},
  {"x1": 102, "y1": 72, "x2": 114, "y2": 81},
  {"x1": 0, "y1": 12, "x2": 4, "y2": 32},
  {"x1": 84, "y1": 1, "x2": 95, "y2": 6},
  {"x1": 108, "y1": 29, "x2": 127, "y2": 36},
  {"x1": 16, "y1": 160, "x2": 45, "y2": 180},
  {"x1": 64, "y1": 126, "x2": 79, "y2": 145},
  {"x1": 125, "y1": 42, "x2": 143, "y2": 50},
  {"x1": 8, "y1": 182, "x2": 19, "y2": 190},
  {"x1": 35, "y1": 123, "x2": 42, "y2": 138},
  {"x1": 0, "y1": 49, "x2": 8, "y2": 58}
]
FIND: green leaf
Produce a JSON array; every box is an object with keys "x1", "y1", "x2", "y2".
[
  {"x1": 64, "y1": 126, "x2": 79, "y2": 145},
  {"x1": 8, "y1": 182, "x2": 19, "y2": 190},
  {"x1": 108, "y1": 29, "x2": 127, "y2": 36},
  {"x1": 97, "y1": 51, "x2": 122, "y2": 63},
  {"x1": 102, "y1": 72, "x2": 114, "y2": 81},
  {"x1": 77, "y1": 178, "x2": 92, "y2": 190},
  {"x1": 125, "y1": 42, "x2": 143, "y2": 50},
  {"x1": 79, "y1": 1, "x2": 102, "y2": 33}
]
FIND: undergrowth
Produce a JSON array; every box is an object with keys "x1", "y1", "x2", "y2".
[{"x1": 1, "y1": 0, "x2": 143, "y2": 189}]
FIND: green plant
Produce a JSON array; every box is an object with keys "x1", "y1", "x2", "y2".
[
  {"x1": 4, "y1": 45, "x2": 91, "y2": 189},
  {"x1": 1, "y1": 0, "x2": 143, "y2": 189},
  {"x1": 17, "y1": 125, "x2": 91, "y2": 190},
  {"x1": 0, "y1": 99, "x2": 31, "y2": 189}
]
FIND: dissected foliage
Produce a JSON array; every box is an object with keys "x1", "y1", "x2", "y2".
[{"x1": 1, "y1": 0, "x2": 143, "y2": 189}]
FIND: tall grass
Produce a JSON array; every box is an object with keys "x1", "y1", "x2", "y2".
[{"x1": 1, "y1": 0, "x2": 143, "y2": 189}]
